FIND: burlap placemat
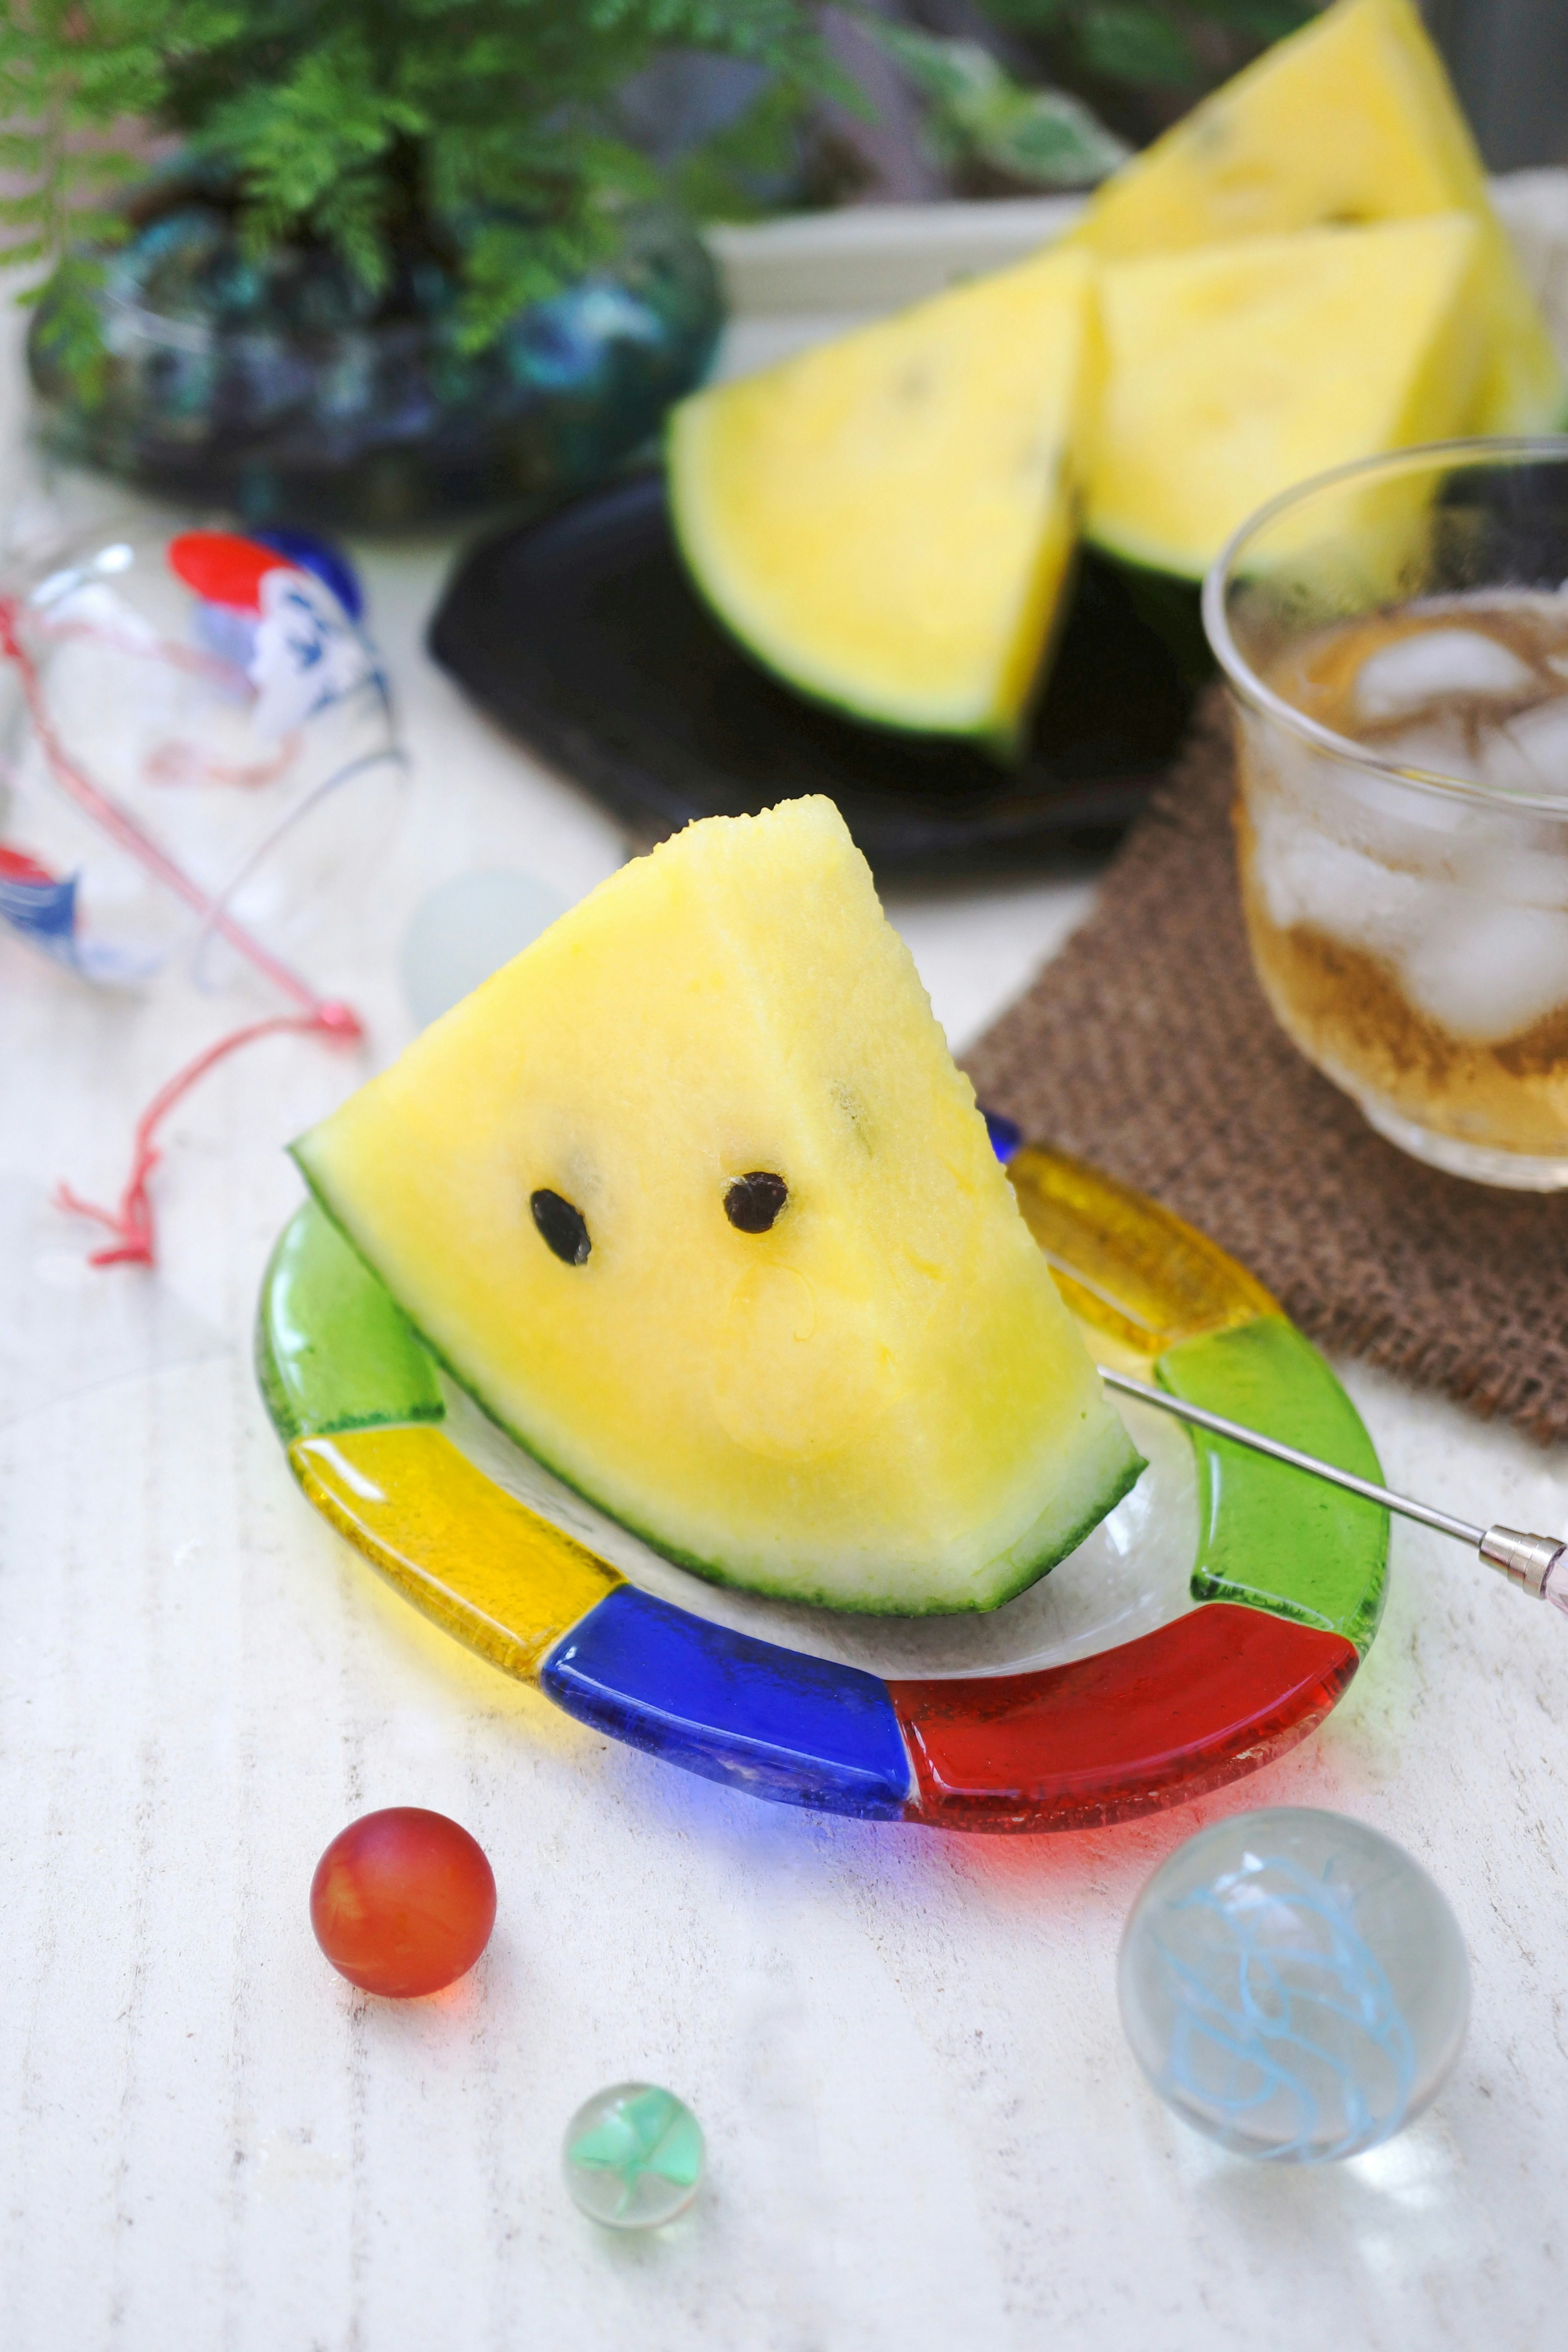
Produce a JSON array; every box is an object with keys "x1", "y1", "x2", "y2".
[{"x1": 963, "y1": 695, "x2": 1568, "y2": 1445}]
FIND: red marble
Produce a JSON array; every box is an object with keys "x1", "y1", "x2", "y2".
[{"x1": 310, "y1": 1808, "x2": 496, "y2": 1996}]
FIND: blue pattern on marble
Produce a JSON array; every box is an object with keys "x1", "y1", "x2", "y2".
[{"x1": 1155, "y1": 1851, "x2": 1417, "y2": 2161}]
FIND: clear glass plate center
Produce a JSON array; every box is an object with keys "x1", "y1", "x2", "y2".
[{"x1": 440, "y1": 1379, "x2": 1196, "y2": 1681}]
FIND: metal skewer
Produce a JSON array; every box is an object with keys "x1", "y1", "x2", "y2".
[{"x1": 1098, "y1": 1365, "x2": 1568, "y2": 1610}]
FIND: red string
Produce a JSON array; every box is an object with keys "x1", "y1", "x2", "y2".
[
  {"x1": 0, "y1": 586, "x2": 368, "y2": 1269},
  {"x1": 55, "y1": 1001, "x2": 363, "y2": 1269},
  {"x1": 0, "y1": 593, "x2": 324, "y2": 1013}
]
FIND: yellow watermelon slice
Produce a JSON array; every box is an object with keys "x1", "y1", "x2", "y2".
[
  {"x1": 294, "y1": 797, "x2": 1142, "y2": 1615},
  {"x1": 1085, "y1": 214, "x2": 1486, "y2": 582},
  {"x1": 667, "y1": 247, "x2": 1099, "y2": 753},
  {"x1": 1066, "y1": 0, "x2": 1564, "y2": 439}
]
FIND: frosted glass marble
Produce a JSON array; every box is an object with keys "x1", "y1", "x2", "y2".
[
  {"x1": 562, "y1": 2084, "x2": 704, "y2": 2230},
  {"x1": 1119, "y1": 1807, "x2": 1469, "y2": 2163}
]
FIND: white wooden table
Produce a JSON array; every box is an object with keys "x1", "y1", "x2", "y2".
[{"x1": 5, "y1": 200, "x2": 1568, "y2": 2352}]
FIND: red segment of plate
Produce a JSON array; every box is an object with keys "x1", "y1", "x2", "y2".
[
  {"x1": 167, "y1": 530, "x2": 294, "y2": 612},
  {"x1": 889, "y1": 1603, "x2": 1358, "y2": 1833}
]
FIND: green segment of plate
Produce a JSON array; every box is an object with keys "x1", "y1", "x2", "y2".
[
  {"x1": 1158, "y1": 1313, "x2": 1387, "y2": 1654},
  {"x1": 256, "y1": 1200, "x2": 444, "y2": 1443}
]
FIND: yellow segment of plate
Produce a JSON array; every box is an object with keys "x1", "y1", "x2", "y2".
[
  {"x1": 1005, "y1": 1146, "x2": 1275, "y2": 1362},
  {"x1": 292, "y1": 1425, "x2": 622, "y2": 1681}
]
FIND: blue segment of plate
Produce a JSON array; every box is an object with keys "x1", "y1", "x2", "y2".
[{"x1": 541, "y1": 1586, "x2": 915, "y2": 1819}]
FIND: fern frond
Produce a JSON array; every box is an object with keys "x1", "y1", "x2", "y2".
[{"x1": 1, "y1": 0, "x2": 846, "y2": 348}]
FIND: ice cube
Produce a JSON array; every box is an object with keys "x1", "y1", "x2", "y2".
[
  {"x1": 1481, "y1": 697, "x2": 1568, "y2": 795},
  {"x1": 1252, "y1": 807, "x2": 1425, "y2": 953},
  {"x1": 1373, "y1": 719, "x2": 1484, "y2": 788},
  {"x1": 1399, "y1": 894, "x2": 1568, "y2": 1042},
  {"x1": 1355, "y1": 628, "x2": 1537, "y2": 722},
  {"x1": 1480, "y1": 843, "x2": 1568, "y2": 912},
  {"x1": 1244, "y1": 707, "x2": 1488, "y2": 886}
]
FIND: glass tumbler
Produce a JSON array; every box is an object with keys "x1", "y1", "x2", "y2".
[{"x1": 1204, "y1": 437, "x2": 1568, "y2": 1190}]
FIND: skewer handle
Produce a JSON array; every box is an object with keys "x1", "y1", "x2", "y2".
[{"x1": 1479, "y1": 1527, "x2": 1568, "y2": 1611}]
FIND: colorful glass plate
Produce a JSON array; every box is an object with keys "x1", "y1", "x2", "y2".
[{"x1": 256, "y1": 1146, "x2": 1387, "y2": 1831}]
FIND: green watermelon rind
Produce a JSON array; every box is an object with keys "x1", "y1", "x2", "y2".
[
  {"x1": 1084, "y1": 380, "x2": 1568, "y2": 608},
  {"x1": 666, "y1": 419, "x2": 1042, "y2": 762},
  {"x1": 289, "y1": 1154, "x2": 1147, "y2": 1618}
]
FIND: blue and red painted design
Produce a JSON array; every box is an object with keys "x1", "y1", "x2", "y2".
[
  {"x1": 165, "y1": 528, "x2": 361, "y2": 619},
  {"x1": 167, "y1": 530, "x2": 381, "y2": 739},
  {"x1": 0, "y1": 842, "x2": 148, "y2": 981},
  {"x1": 2, "y1": 530, "x2": 378, "y2": 1265},
  {"x1": 0, "y1": 842, "x2": 77, "y2": 950}
]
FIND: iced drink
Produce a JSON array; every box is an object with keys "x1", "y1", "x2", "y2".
[{"x1": 1207, "y1": 441, "x2": 1568, "y2": 1189}]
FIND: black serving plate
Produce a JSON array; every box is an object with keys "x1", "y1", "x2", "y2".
[{"x1": 429, "y1": 471, "x2": 1195, "y2": 874}]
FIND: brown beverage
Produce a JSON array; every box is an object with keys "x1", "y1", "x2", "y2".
[{"x1": 1234, "y1": 591, "x2": 1568, "y2": 1176}]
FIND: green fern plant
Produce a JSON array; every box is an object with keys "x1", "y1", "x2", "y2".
[
  {"x1": 973, "y1": 0, "x2": 1319, "y2": 136},
  {"x1": 979, "y1": 0, "x2": 1315, "y2": 96},
  {"x1": 874, "y1": 1, "x2": 1318, "y2": 192},
  {"x1": 0, "y1": 0, "x2": 844, "y2": 353}
]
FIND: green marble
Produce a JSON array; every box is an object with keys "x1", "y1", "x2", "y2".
[
  {"x1": 256, "y1": 1199, "x2": 443, "y2": 1443},
  {"x1": 1159, "y1": 1314, "x2": 1388, "y2": 1654},
  {"x1": 562, "y1": 2083, "x2": 705, "y2": 2230}
]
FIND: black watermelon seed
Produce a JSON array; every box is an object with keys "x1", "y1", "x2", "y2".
[
  {"x1": 530, "y1": 1188, "x2": 591, "y2": 1265},
  {"x1": 725, "y1": 1171, "x2": 788, "y2": 1234}
]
